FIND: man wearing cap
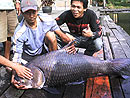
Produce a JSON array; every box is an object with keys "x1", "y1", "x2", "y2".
[
  {"x1": 11, "y1": 0, "x2": 73, "y2": 88},
  {"x1": 12, "y1": 0, "x2": 71, "y2": 64}
]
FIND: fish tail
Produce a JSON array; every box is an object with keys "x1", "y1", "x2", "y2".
[{"x1": 110, "y1": 58, "x2": 130, "y2": 76}]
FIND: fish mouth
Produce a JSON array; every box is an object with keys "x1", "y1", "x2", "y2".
[{"x1": 15, "y1": 68, "x2": 46, "y2": 89}]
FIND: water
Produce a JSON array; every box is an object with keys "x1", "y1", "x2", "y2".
[{"x1": 109, "y1": 13, "x2": 130, "y2": 35}]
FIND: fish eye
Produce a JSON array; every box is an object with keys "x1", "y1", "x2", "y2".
[{"x1": 20, "y1": 79, "x2": 25, "y2": 83}]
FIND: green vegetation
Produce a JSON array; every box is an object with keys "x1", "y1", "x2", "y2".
[{"x1": 106, "y1": 0, "x2": 130, "y2": 8}]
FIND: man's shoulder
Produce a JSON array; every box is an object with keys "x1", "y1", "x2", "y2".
[
  {"x1": 14, "y1": 20, "x2": 27, "y2": 36},
  {"x1": 85, "y1": 9, "x2": 96, "y2": 16},
  {"x1": 38, "y1": 13, "x2": 54, "y2": 22},
  {"x1": 86, "y1": 9, "x2": 95, "y2": 14},
  {"x1": 58, "y1": 10, "x2": 72, "y2": 20},
  {"x1": 64, "y1": 10, "x2": 71, "y2": 13},
  {"x1": 62, "y1": 10, "x2": 71, "y2": 16}
]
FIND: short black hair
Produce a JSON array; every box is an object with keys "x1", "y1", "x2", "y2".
[{"x1": 71, "y1": 0, "x2": 88, "y2": 9}]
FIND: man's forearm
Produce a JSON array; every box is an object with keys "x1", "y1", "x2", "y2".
[
  {"x1": 0, "y1": 55, "x2": 17, "y2": 69},
  {"x1": 55, "y1": 30, "x2": 71, "y2": 43}
]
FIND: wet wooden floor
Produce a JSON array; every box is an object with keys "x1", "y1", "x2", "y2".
[{"x1": 0, "y1": 10, "x2": 130, "y2": 98}]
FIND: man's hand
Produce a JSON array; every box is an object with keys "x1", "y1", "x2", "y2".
[
  {"x1": 82, "y1": 24, "x2": 94, "y2": 37},
  {"x1": 66, "y1": 33, "x2": 76, "y2": 41},
  {"x1": 13, "y1": 80, "x2": 28, "y2": 89},
  {"x1": 65, "y1": 44, "x2": 76, "y2": 54},
  {"x1": 13, "y1": 63, "x2": 33, "y2": 80},
  {"x1": 11, "y1": 70, "x2": 29, "y2": 89}
]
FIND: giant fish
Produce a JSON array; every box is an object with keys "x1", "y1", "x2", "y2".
[{"x1": 15, "y1": 42, "x2": 130, "y2": 89}]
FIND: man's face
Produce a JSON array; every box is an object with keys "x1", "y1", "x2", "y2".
[
  {"x1": 22, "y1": 10, "x2": 38, "y2": 25},
  {"x1": 71, "y1": 1, "x2": 86, "y2": 18}
]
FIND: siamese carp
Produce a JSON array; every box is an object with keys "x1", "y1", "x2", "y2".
[{"x1": 15, "y1": 44, "x2": 130, "y2": 89}]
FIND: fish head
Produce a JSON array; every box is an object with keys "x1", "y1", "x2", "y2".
[{"x1": 15, "y1": 67, "x2": 45, "y2": 89}]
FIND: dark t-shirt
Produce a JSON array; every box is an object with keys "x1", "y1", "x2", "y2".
[{"x1": 56, "y1": 9, "x2": 102, "y2": 39}]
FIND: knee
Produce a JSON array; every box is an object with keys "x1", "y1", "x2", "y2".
[
  {"x1": 94, "y1": 38, "x2": 103, "y2": 51},
  {"x1": 45, "y1": 31, "x2": 57, "y2": 44}
]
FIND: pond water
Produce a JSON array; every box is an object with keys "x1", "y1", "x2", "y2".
[{"x1": 109, "y1": 13, "x2": 130, "y2": 35}]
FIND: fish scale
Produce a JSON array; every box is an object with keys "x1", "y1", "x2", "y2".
[{"x1": 15, "y1": 47, "x2": 130, "y2": 89}]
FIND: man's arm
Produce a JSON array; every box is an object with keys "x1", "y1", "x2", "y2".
[
  {"x1": 55, "y1": 29, "x2": 71, "y2": 43},
  {"x1": 48, "y1": 18, "x2": 71, "y2": 43},
  {"x1": 49, "y1": 19, "x2": 76, "y2": 54},
  {"x1": 15, "y1": 0, "x2": 21, "y2": 16},
  {"x1": 0, "y1": 55, "x2": 32, "y2": 79},
  {"x1": 55, "y1": 11, "x2": 68, "y2": 26},
  {"x1": 89, "y1": 11, "x2": 102, "y2": 38}
]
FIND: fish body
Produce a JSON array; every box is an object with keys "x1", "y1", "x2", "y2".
[{"x1": 15, "y1": 48, "x2": 130, "y2": 89}]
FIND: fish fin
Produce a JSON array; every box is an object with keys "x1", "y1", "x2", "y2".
[
  {"x1": 67, "y1": 77, "x2": 85, "y2": 85},
  {"x1": 121, "y1": 75, "x2": 130, "y2": 79},
  {"x1": 67, "y1": 80, "x2": 84, "y2": 85}
]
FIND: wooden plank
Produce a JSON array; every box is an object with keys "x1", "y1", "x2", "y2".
[
  {"x1": 86, "y1": 76, "x2": 112, "y2": 98},
  {"x1": 102, "y1": 20, "x2": 114, "y2": 37},
  {"x1": 106, "y1": 35, "x2": 125, "y2": 98},
  {"x1": 110, "y1": 46, "x2": 127, "y2": 98},
  {"x1": 104, "y1": 16, "x2": 117, "y2": 29},
  {"x1": 111, "y1": 41, "x2": 126, "y2": 58},
  {"x1": 119, "y1": 40, "x2": 130, "y2": 58},
  {"x1": 63, "y1": 84, "x2": 85, "y2": 98},
  {"x1": 109, "y1": 77, "x2": 124, "y2": 98},
  {"x1": 103, "y1": 18, "x2": 128, "y2": 98},
  {"x1": 109, "y1": 27, "x2": 130, "y2": 98},
  {"x1": 106, "y1": 15, "x2": 113, "y2": 23},
  {"x1": 116, "y1": 26, "x2": 130, "y2": 46},
  {"x1": 108, "y1": 23, "x2": 117, "y2": 29},
  {"x1": 102, "y1": 26, "x2": 124, "y2": 98},
  {"x1": 92, "y1": 76, "x2": 112, "y2": 98},
  {"x1": 112, "y1": 29, "x2": 126, "y2": 41},
  {"x1": 85, "y1": 78, "x2": 94, "y2": 98},
  {"x1": 0, "y1": 86, "x2": 24, "y2": 98},
  {"x1": 85, "y1": 41, "x2": 112, "y2": 98},
  {"x1": 120, "y1": 78, "x2": 130, "y2": 98},
  {"x1": 102, "y1": 36, "x2": 113, "y2": 60},
  {"x1": 102, "y1": 26, "x2": 106, "y2": 36},
  {"x1": 109, "y1": 36, "x2": 126, "y2": 58},
  {"x1": 0, "y1": 65, "x2": 25, "y2": 98},
  {"x1": 0, "y1": 67, "x2": 11, "y2": 96},
  {"x1": 22, "y1": 87, "x2": 65, "y2": 98},
  {"x1": 112, "y1": 28, "x2": 130, "y2": 98},
  {"x1": 100, "y1": 16, "x2": 106, "y2": 27}
]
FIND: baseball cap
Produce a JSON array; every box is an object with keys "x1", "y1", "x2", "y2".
[{"x1": 21, "y1": 0, "x2": 38, "y2": 13}]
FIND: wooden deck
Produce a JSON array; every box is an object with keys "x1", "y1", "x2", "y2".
[{"x1": 0, "y1": 9, "x2": 130, "y2": 98}]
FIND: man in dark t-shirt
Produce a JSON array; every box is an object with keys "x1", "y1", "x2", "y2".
[{"x1": 55, "y1": 0, "x2": 103, "y2": 56}]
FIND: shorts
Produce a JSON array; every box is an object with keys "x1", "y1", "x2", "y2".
[
  {"x1": 0, "y1": 10, "x2": 18, "y2": 42},
  {"x1": 56, "y1": 31, "x2": 103, "y2": 56},
  {"x1": 21, "y1": 44, "x2": 48, "y2": 64}
]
